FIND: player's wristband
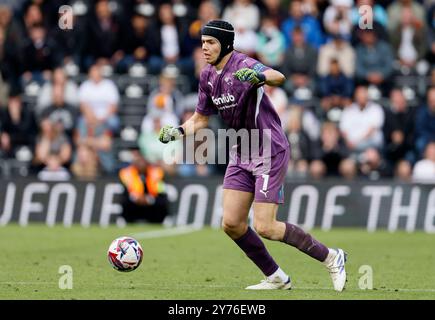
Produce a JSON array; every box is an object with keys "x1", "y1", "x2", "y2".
[
  {"x1": 176, "y1": 126, "x2": 185, "y2": 136},
  {"x1": 257, "y1": 72, "x2": 266, "y2": 85}
]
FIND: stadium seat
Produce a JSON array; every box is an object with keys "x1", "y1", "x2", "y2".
[
  {"x1": 71, "y1": 0, "x2": 88, "y2": 16},
  {"x1": 119, "y1": 114, "x2": 143, "y2": 129},
  {"x1": 24, "y1": 82, "x2": 41, "y2": 97},
  {"x1": 21, "y1": 94, "x2": 37, "y2": 106},
  {"x1": 69, "y1": 73, "x2": 88, "y2": 86},
  {"x1": 136, "y1": 2, "x2": 156, "y2": 17},
  {"x1": 116, "y1": 74, "x2": 154, "y2": 96},
  {"x1": 113, "y1": 138, "x2": 138, "y2": 167},
  {"x1": 128, "y1": 63, "x2": 147, "y2": 78},
  {"x1": 125, "y1": 83, "x2": 144, "y2": 98},
  {"x1": 120, "y1": 126, "x2": 139, "y2": 142},
  {"x1": 121, "y1": 103, "x2": 146, "y2": 114},
  {"x1": 0, "y1": 145, "x2": 32, "y2": 178}
]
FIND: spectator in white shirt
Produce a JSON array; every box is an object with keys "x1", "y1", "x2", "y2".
[
  {"x1": 413, "y1": 142, "x2": 435, "y2": 182},
  {"x1": 222, "y1": 0, "x2": 260, "y2": 32},
  {"x1": 78, "y1": 63, "x2": 120, "y2": 133},
  {"x1": 233, "y1": 17, "x2": 258, "y2": 57},
  {"x1": 339, "y1": 85, "x2": 385, "y2": 154}
]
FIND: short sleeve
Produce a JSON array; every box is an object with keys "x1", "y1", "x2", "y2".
[
  {"x1": 78, "y1": 82, "x2": 88, "y2": 103},
  {"x1": 371, "y1": 104, "x2": 385, "y2": 129},
  {"x1": 106, "y1": 80, "x2": 120, "y2": 105},
  {"x1": 241, "y1": 56, "x2": 271, "y2": 73},
  {"x1": 195, "y1": 70, "x2": 217, "y2": 116}
]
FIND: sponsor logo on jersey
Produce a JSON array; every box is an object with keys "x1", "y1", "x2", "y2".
[{"x1": 212, "y1": 93, "x2": 235, "y2": 106}]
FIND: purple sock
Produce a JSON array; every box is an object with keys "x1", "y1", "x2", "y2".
[
  {"x1": 281, "y1": 223, "x2": 329, "y2": 262},
  {"x1": 234, "y1": 227, "x2": 279, "y2": 277}
]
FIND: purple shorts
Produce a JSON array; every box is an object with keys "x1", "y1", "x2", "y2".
[{"x1": 223, "y1": 147, "x2": 289, "y2": 204}]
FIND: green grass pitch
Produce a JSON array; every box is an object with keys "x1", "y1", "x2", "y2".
[{"x1": 0, "y1": 224, "x2": 434, "y2": 300}]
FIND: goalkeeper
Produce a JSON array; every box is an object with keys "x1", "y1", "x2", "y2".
[{"x1": 159, "y1": 20, "x2": 347, "y2": 291}]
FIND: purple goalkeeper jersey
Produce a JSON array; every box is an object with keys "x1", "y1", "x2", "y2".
[{"x1": 195, "y1": 51, "x2": 289, "y2": 158}]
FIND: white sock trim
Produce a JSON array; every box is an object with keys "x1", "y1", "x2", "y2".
[
  {"x1": 267, "y1": 267, "x2": 289, "y2": 282},
  {"x1": 323, "y1": 248, "x2": 336, "y2": 266}
]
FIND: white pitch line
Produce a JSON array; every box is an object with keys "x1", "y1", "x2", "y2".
[{"x1": 132, "y1": 225, "x2": 203, "y2": 239}]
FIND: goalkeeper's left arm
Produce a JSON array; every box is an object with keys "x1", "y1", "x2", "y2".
[{"x1": 233, "y1": 67, "x2": 285, "y2": 87}]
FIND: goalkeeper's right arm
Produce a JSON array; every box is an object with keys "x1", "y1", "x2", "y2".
[{"x1": 158, "y1": 112, "x2": 209, "y2": 144}]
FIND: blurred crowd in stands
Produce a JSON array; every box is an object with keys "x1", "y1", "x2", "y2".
[{"x1": 0, "y1": 0, "x2": 435, "y2": 182}]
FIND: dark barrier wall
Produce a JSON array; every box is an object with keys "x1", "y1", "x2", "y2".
[{"x1": 0, "y1": 178, "x2": 434, "y2": 232}]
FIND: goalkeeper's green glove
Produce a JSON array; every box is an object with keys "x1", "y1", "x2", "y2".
[
  {"x1": 158, "y1": 125, "x2": 184, "y2": 144},
  {"x1": 233, "y1": 67, "x2": 266, "y2": 86}
]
